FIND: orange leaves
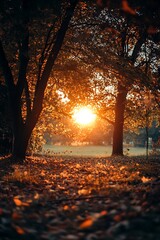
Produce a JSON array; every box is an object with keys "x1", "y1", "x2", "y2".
[
  {"x1": 79, "y1": 211, "x2": 108, "y2": 229},
  {"x1": 79, "y1": 219, "x2": 93, "y2": 229},
  {"x1": 79, "y1": 1, "x2": 87, "y2": 10},
  {"x1": 13, "y1": 198, "x2": 23, "y2": 207},
  {"x1": 141, "y1": 176, "x2": 152, "y2": 183},
  {"x1": 34, "y1": 193, "x2": 40, "y2": 200},
  {"x1": 63, "y1": 205, "x2": 78, "y2": 211},
  {"x1": 1, "y1": 155, "x2": 160, "y2": 240},
  {"x1": 100, "y1": 210, "x2": 108, "y2": 216},
  {"x1": 96, "y1": 0, "x2": 137, "y2": 15},
  {"x1": 113, "y1": 214, "x2": 122, "y2": 222},
  {"x1": 122, "y1": 0, "x2": 136, "y2": 15},
  {"x1": 13, "y1": 197, "x2": 30, "y2": 207},
  {"x1": 12, "y1": 212, "x2": 22, "y2": 220},
  {"x1": 63, "y1": 205, "x2": 69, "y2": 211},
  {"x1": 14, "y1": 225, "x2": 25, "y2": 235},
  {"x1": 120, "y1": 166, "x2": 126, "y2": 171},
  {"x1": 40, "y1": 170, "x2": 46, "y2": 176},
  {"x1": 78, "y1": 189, "x2": 91, "y2": 195}
]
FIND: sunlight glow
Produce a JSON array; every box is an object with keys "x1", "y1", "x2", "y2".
[{"x1": 73, "y1": 107, "x2": 96, "y2": 125}]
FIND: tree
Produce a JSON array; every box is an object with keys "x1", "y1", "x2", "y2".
[
  {"x1": 62, "y1": 0, "x2": 160, "y2": 156},
  {"x1": 60, "y1": 6, "x2": 148, "y2": 155},
  {"x1": 0, "y1": 0, "x2": 78, "y2": 161},
  {"x1": 64, "y1": 2, "x2": 160, "y2": 155}
]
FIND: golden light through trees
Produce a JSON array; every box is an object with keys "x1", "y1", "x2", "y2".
[{"x1": 73, "y1": 107, "x2": 96, "y2": 125}]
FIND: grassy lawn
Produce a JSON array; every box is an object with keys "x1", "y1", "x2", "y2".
[{"x1": 42, "y1": 144, "x2": 154, "y2": 157}]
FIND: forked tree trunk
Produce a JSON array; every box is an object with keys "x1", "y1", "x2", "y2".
[
  {"x1": 112, "y1": 83, "x2": 128, "y2": 156},
  {"x1": 0, "y1": 1, "x2": 79, "y2": 163}
]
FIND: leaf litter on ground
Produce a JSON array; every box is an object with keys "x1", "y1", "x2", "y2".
[{"x1": 0, "y1": 155, "x2": 160, "y2": 239}]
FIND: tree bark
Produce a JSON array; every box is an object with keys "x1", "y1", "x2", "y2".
[
  {"x1": 12, "y1": 112, "x2": 39, "y2": 162},
  {"x1": 12, "y1": 128, "x2": 29, "y2": 161},
  {"x1": 112, "y1": 82, "x2": 127, "y2": 156}
]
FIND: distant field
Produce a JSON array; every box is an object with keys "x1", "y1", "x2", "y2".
[{"x1": 42, "y1": 144, "x2": 154, "y2": 157}]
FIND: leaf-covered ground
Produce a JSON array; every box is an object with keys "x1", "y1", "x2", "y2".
[{"x1": 0, "y1": 155, "x2": 160, "y2": 240}]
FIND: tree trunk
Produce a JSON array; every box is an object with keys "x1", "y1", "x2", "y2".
[
  {"x1": 12, "y1": 131, "x2": 29, "y2": 162},
  {"x1": 11, "y1": 111, "x2": 38, "y2": 162},
  {"x1": 112, "y1": 83, "x2": 128, "y2": 156}
]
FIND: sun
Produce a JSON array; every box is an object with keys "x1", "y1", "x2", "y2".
[{"x1": 73, "y1": 107, "x2": 96, "y2": 125}]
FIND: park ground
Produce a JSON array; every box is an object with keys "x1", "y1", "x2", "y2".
[
  {"x1": 0, "y1": 154, "x2": 160, "y2": 240},
  {"x1": 42, "y1": 144, "x2": 155, "y2": 157}
]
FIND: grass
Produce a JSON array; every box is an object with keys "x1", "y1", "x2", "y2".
[{"x1": 42, "y1": 144, "x2": 157, "y2": 157}]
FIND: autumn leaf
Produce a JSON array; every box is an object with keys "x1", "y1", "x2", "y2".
[
  {"x1": 80, "y1": 210, "x2": 108, "y2": 229},
  {"x1": 122, "y1": 0, "x2": 136, "y2": 15},
  {"x1": 113, "y1": 214, "x2": 122, "y2": 222},
  {"x1": 34, "y1": 193, "x2": 40, "y2": 200},
  {"x1": 12, "y1": 212, "x2": 22, "y2": 220},
  {"x1": 120, "y1": 166, "x2": 126, "y2": 171},
  {"x1": 78, "y1": 189, "x2": 91, "y2": 195},
  {"x1": 13, "y1": 197, "x2": 30, "y2": 207},
  {"x1": 79, "y1": 219, "x2": 93, "y2": 229},
  {"x1": 63, "y1": 205, "x2": 69, "y2": 210},
  {"x1": 13, "y1": 198, "x2": 23, "y2": 207},
  {"x1": 141, "y1": 176, "x2": 152, "y2": 183},
  {"x1": 40, "y1": 170, "x2": 45, "y2": 176},
  {"x1": 14, "y1": 225, "x2": 25, "y2": 235},
  {"x1": 100, "y1": 210, "x2": 108, "y2": 216},
  {"x1": 76, "y1": 163, "x2": 81, "y2": 168}
]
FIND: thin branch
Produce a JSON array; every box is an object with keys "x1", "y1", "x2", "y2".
[
  {"x1": 131, "y1": 32, "x2": 147, "y2": 63},
  {"x1": 100, "y1": 116, "x2": 114, "y2": 125},
  {"x1": 38, "y1": 22, "x2": 57, "y2": 82},
  {"x1": 26, "y1": 0, "x2": 79, "y2": 129}
]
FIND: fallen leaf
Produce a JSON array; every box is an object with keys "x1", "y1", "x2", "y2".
[
  {"x1": 79, "y1": 219, "x2": 93, "y2": 229},
  {"x1": 14, "y1": 226, "x2": 25, "y2": 235},
  {"x1": 12, "y1": 212, "x2": 22, "y2": 220},
  {"x1": 63, "y1": 205, "x2": 69, "y2": 210},
  {"x1": 100, "y1": 210, "x2": 108, "y2": 216},
  {"x1": 120, "y1": 166, "x2": 126, "y2": 171},
  {"x1": 13, "y1": 198, "x2": 23, "y2": 206},
  {"x1": 78, "y1": 189, "x2": 90, "y2": 195},
  {"x1": 13, "y1": 197, "x2": 29, "y2": 207},
  {"x1": 141, "y1": 176, "x2": 151, "y2": 183},
  {"x1": 34, "y1": 193, "x2": 39, "y2": 199},
  {"x1": 113, "y1": 214, "x2": 122, "y2": 222}
]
